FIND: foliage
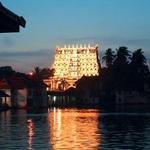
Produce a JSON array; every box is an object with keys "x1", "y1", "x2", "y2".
[
  {"x1": 33, "y1": 66, "x2": 55, "y2": 80},
  {"x1": 0, "y1": 66, "x2": 15, "y2": 79},
  {"x1": 76, "y1": 46, "x2": 150, "y2": 98},
  {"x1": 101, "y1": 47, "x2": 150, "y2": 92},
  {"x1": 113, "y1": 47, "x2": 131, "y2": 67},
  {"x1": 130, "y1": 49, "x2": 146, "y2": 67},
  {"x1": 102, "y1": 48, "x2": 115, "y2": 68}
]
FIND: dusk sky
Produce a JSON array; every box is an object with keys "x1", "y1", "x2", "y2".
[{"x1": 0, "y1": 0, "x2": 150, "y2": 72}]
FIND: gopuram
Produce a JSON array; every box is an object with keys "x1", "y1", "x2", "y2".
[{"x1": 44, "y1": 44, "x2": 100, "y2": 91}]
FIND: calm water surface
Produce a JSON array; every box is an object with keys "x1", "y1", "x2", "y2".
[{"x1": 0, "y1": 108, "x2": 150, "y2": 150}]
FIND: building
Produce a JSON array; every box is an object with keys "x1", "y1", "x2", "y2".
[
  {"x1": 0, "y1": 2, "x2": 26, "y2": 33},
  {"x1": 45, "y1": 44, "x2": 100, "y2": 91},
  {"x1": 0, "y1": 75, "x2": 48, "y2": 109},
  {"x1": 115, "y1": 90, "x2": 150, "y2": 104}
]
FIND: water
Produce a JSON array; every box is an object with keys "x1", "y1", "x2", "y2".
[{"x1": 0, "y1": 108, "x2": 150, "y2": 150}]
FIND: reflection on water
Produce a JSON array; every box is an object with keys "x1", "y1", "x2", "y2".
[
  {"x1": 100, "y1": 113, "x2": 150, "y2": 150},
  {"x1": 0, "y1": 110, "x2": 28, "y2": 150},
  {"x1": 1, "y1": 108, "x2": 150, "y2": 149},
  {"x1": 48, "y1": 108, "x2": 100, "y2": 150},
  {"x1": 27, "y1": 119, "x2": 34, "y2": 150}
]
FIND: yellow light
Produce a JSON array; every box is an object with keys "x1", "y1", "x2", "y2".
[
  {"x1": 27, "y1": 119, "x2": 34, "y2": 150},
  {"x1": 45, "y1": 44, "x2": 100, "y2": 91},
  {"x1": 48, "y1": 109, "x2": 101, "y2": 149}
]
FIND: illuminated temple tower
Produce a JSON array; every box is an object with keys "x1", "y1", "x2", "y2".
[{"x1": 45, "y1": 44, "x2": 100, "y2": 91}]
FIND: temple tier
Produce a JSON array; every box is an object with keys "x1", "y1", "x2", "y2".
[{"x1": 45, "y1": 44, "x2": 100, "y2": 91}]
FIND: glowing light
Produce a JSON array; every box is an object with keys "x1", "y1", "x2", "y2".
[
  {"x1": 48, "y1": 109, "x2": 101, "y2": 149},
  {"x1": 45, "y1": 44, "x2": 100, "y2": 91},
  {"x1": 53, "y1": 96, "x2": 56, "y2": 102},
  {"x1": 27, "y1": 119, "x2": 34, "y2": 150},
  {"x1": 28, "y1": 72, "x2": 34, "y2": 76}
]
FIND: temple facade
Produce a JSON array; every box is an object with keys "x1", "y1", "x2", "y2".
[{"x1": 45, "y1": 44, "x2": 100, "y2": 91}]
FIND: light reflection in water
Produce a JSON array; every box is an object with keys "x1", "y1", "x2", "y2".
[
  {"x1": 1, "y1": 109, "x2": 150, "y2": 149},
  {"x1": 27, "y1": 119, "x2": 34, "y2": 150},
  {"x1": 48, "y1": 108, "x2": 101, "y2": 150}
]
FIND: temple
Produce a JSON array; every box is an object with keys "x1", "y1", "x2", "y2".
[{"x1": 45, "y1": 44, "x2": 100, "y2": 91}]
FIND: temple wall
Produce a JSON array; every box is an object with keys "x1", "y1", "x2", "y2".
[{"x1": 45, "y1": 44, "x2": 100, "y2": 91}]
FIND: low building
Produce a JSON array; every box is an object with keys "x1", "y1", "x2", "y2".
[
  {"x1": 0, "y1": 79, "x2": 12, "y2": 107},
  {"x1": 0, "y1": 90, "x2": 10, "y2": 110},
  {"x1": 0, "y1": 75, "x2": 48, "y2": 109},
  {"x1": 26, "y1": 77, "x2": 48, "y2": 108}
]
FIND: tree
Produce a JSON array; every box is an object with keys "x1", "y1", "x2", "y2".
[
  {"x1": 33, "y1": 66, "x2": 42, "y2": 79},
  {"x1": 130, "y1": 49, "x2": 146, "y2": 67},
  {"x1": 58, "y1": 79, "x2": 69, "y2": 91},
  {"x1": 102, "y1": 48, "x2": 115, "y2": 68},
  {"x1": 0, "y1": 66, "x2": 15, "y2": 79},
  {"x1": 33, "y1": 66, "x2": 55, "y2": 80},
  {"x1": 95, "y1": 46, "x2": 101, "y2": 74},
  {"x1": 40, "y1": 68, "x2": 55, "y2": 79},
  {"x1": 113, "y1": 47, "x2": 130, "y2": 67},
  {"x1": 130, "y1": 49, "x2": 150, "y2": 91}
]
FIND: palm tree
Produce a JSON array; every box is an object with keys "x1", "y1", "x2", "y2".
[
  {"x1": 34, "y1": 66, "x2": 42, "y2": 79},
  {"x1": 111, "y1": 47, "x2": 131, "y2": 90},
  {"x1": 59, "y1": 79, "x2": 69, "y2": 91},
  {"x1": 96, "y1": 46, "x2": 101, "y2": 74},
  {"x1": 113, "y1": 46, "x2": 130, "y2": 67},
  {"x1": 130, "y1": 49, "x2": 150, "y2": 91},
  {"x1": 102, "y1": 48, "x2": 115, "y2": 68},
  {"x1": 33, "y1": 66, "x2": 55, "y2": 80},
  {"x1": 40, "y1": 68, "x2": 55, "y2": 79},
  {"x1": 130, "y1": 49, "x2": 146, "y2": 67}
]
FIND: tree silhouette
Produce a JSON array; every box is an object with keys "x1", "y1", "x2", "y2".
[
  {"x1": 33, "y1": 66, "x2": 42, "y2": 79},
  {"x1": 40, "y1": 68, "x2": 55, "y2": 79},
  {"x1": 129, "y1": 49, "x2": 150, "y2": 91},
  {"x1": 113, "y1": 47, "x2": 130, "y2": 67},
  {"x1": 0, "y1": 66, "x2": 15, "y2": 79},
  {"x1": 130, "y1": 49, "x2": 146, "y2": 67},
  {"x1": 102, "y1": 48, "x2": 115, "y2": 68},
  {"x1": 33, "y1": 66, "x2": 55, "y2": 80}
]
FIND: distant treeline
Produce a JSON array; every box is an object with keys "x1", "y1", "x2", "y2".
[
  {"x1": 76, "y1": 47, "x2": 150, "y2": 97},
  {"x1": 0, "y1": 46, "x2": 150, "y2": 95},
  {"x1": 100, "y1": 47, "x2": 150, "y2": 92},
  {"x1": 0, "y1": 66, "x2": 54, "y2": 80}
]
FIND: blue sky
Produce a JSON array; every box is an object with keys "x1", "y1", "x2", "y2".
[{"x1": 0, "y1": 0, "x2": 150, "y2": 72}]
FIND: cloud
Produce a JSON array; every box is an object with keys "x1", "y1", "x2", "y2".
[
  {"x1": 0, "y1": 36, "x2": 14, "y2": 47},
  {"x1": 0, "y1": 49, "x2": 53, "y2": 58},
  {"x1": 0, "y1": 49, "x2": 54, "y2": 72},
  {"x1": 95, "y1": 37, "x2": 150, "y2": 54},
  {"x1": 107, "y1": 38, "x2": 150, "y2": 49},
  {"x1": 61, "y1": 36, "x2": 101, "y2": 44},
  {"x1": 144, "y1": 51, "x2": 150, "y2": 65},
  {"x1": 0, "y1": 48, "x2": 54, "y2": 72},
  {"x1": 60, "y1": 36, "x2": 150, "y2": 50}
]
